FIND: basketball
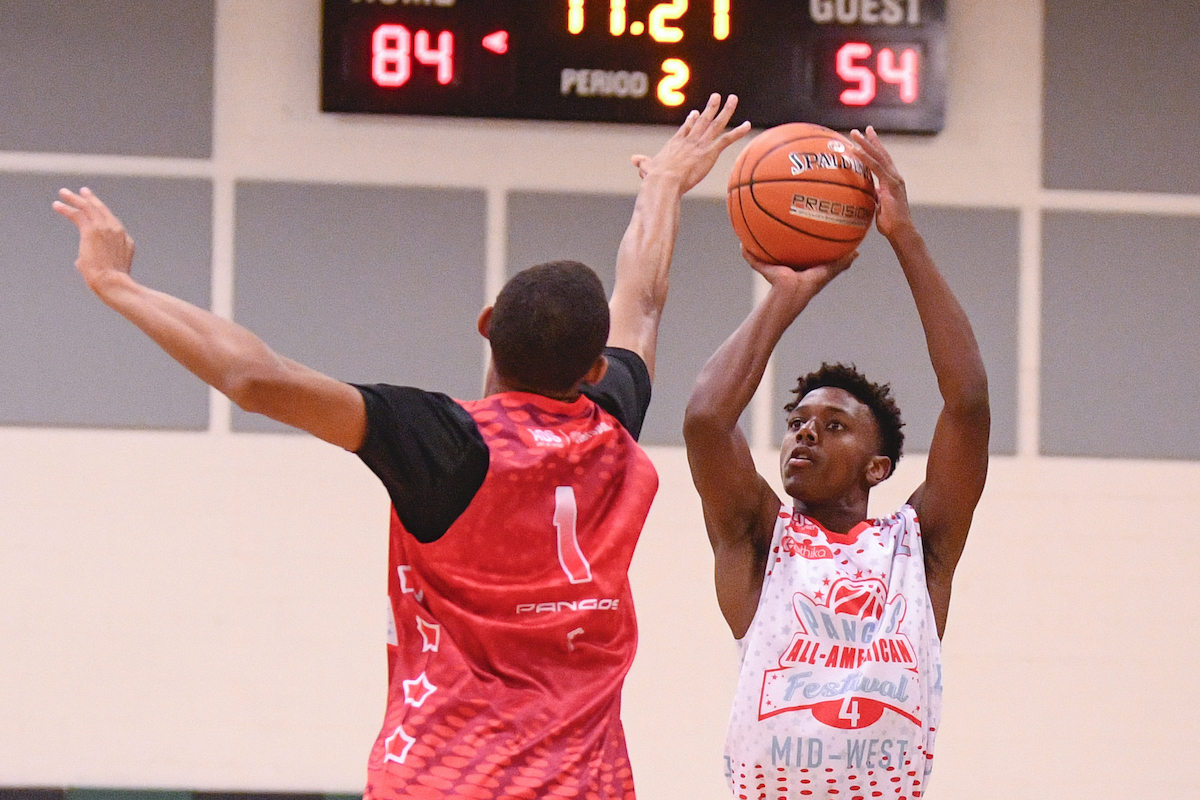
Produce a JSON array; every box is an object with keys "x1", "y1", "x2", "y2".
[{"x1": 727, "y1": 123, "x2": 877, "y2": 269}]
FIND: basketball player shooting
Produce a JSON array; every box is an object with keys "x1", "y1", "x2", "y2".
[
  {"x1": 54, "y1": 94, "x2": 749, "y2": 800},
  {"x1": 683, "y1": 126, "x2": 989, "y2": 798}
]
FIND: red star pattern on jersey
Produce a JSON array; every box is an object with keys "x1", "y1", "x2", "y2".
[{"x1": 365, "y1": 391, "x2": 658, "y2": 800}]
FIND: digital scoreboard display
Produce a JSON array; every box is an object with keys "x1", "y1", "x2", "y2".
[{"x1": 321, "y1": 0, "x2": 946, "y2": 133}]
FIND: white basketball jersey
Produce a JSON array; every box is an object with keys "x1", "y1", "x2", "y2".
[{"x1": 724, "y1": 504, "x2": 942, "y2": 800}]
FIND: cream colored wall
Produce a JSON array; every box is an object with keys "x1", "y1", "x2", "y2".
[{"x1": 2, "y1": 1, "x2": 1198, "y2": 798}]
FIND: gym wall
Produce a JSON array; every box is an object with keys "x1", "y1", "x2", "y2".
[{"x1": 1, "y1": 1, "x2": 1197, "y2": 798}]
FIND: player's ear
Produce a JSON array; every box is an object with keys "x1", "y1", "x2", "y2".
[
  {"x1": 477, "y1": 306, "x2": 493, "y2": 339},
  {"x1": 580, "y1": 355, "x2": 608, "y2": 386},
  {"x1": 865, "y1": 454, "x2": 892, "y2": 486}
]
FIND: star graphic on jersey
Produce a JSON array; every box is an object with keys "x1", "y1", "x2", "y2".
[
  {"x1": 384, "y1": 724, "x2": 416, "y2": 764},
  {"x1": 402, "y1": 672, "x2": 437, "y2": 707},
  {"x1": 416, "y1": 616, "x2": 440, "y2": 652},
  {"x1": 813, "y1": 590, "x2": 824, "y2": 601}
]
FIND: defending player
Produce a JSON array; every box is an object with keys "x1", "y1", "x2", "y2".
[
  {"x1": 683, "y1": 126, "x2": 989, "y2": 798},
  {"x1": 55, "y1": 95, "x2": 749, "y2": 799}
]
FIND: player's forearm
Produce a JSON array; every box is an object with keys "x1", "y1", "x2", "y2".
[
  {"x1": 607, "y1": 172, "x2": 689, "y2": 375},
  {"x1": 890, "y1": 225, "x2": 989, "y2": 411},
  {"x1": 91, "y1": 271, "x2": 289, "y2": 404},
  {"x1": 686, "y1": 286, "x2": 809, "y2": 431}
]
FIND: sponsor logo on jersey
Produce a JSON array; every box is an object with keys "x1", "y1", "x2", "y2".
[
  {"x1": 781, "y1": 534, "x2": 834, "y2": 560},
  {"x1": 516, "y1": 597, "x2": 620, "y2": 614},
  {"x1": 520, "y1": 420, "x2": 615, "y2": 450},
  {"x1": 781, "y1": 519, "x2": 833, "y2": 560}
]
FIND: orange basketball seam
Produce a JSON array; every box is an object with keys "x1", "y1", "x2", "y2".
[
  {"x1": 738, "y1": 177, "x2": 877, "y2": 202},
  {"x1": 729, "y1": 184, "x2": 783, "y2": 264}
]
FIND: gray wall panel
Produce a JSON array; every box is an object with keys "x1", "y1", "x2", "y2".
[
  {"x1": 640, "y1": 198, "x2": 751, "y2": 445},
  {"x1": 0, "y1": 174, "x2": 212, "y2": 428},
  {"x1": 0, "y1": 0, "x2": 214, "y2": 158},
  {"x1": 232, "y1": 182, "x2": 487, "y2": 433},
  {"x1": 506, "y1": 192, "x2": 630, "y2": 289},
  {"x1": 1041, "y1": 212, "x2": 1200, "y2": 458},
  {"x1": 771, "y1": 207, "x2": 1020, "y2": 458},
  {"x1": 1043, "y1": 0, "x2": 1200, "y2": 194}
]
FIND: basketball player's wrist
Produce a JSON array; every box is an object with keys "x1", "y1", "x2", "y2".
[
  {"x1": 87, "y1": 268, "x2": 137, "y2": 300},
  {"x1": 639, "y1": 169, "x2": 689, "y2": 197},
  {"x1": 884, "y1": 221, "x2": 923, "y2": 250}
]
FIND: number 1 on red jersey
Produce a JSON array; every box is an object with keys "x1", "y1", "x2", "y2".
[{"x1": 554, "y1": 486, "x2": 593, "y2": 584}]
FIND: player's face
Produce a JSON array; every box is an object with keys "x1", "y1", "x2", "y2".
[{"x1": 779, "y1": 386, "x2": 885, "y2": 504}]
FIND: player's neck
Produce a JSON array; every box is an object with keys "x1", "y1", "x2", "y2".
[
  {"x1": 792, "y1": 496, "x2": 870, "y2": 534},
  {"x1": 486, "y1": 371, "x2": 582, "y2": 403}
]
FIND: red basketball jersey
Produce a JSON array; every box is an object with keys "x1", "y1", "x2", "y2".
[{"x1": 364, "y1": 390, "x2": 659, "y2": 800}]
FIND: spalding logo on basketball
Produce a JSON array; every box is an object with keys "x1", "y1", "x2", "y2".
[{"x1": 727, "y1": 122, "x2": 877, "y2": 269}]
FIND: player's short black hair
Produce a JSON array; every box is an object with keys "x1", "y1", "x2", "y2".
[
  {"x1": 488, "y1": 260, "x2": 610, "y2": 394},
  {"x1": 785, "y1": 362, "x2": 905, "y2": 477}
]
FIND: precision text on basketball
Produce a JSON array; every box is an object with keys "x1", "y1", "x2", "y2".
[{"x1": 789, "y1": 195, "x2": 873, "y2": 227}]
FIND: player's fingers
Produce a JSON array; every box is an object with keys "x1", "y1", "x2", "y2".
[
  {"x1": 717, "y1": 121, "x2": 752, "y2": 148},
  {"x1": 739, "y1": 244, "x2": 762, "y2": 267},
  {"x1": 57, "y1": 187, "x2": 87, "y2": 208},
  {"x1": 677, "y1": 107, "x2": 700, "y2": 136},
  {"x1": 848, "y1": 136, "x2": 894, "y2": 188},
  {"x1": 854, "y1": 128, "x2": 897, "y2": 175},
  {"x1": 80, "y1": 186, "x2": 119, "y2": 220},
  {"x1": 54, "y1": 189, "x2": 94, "y2": 222},
  {"x1": 696, "y1": 92, "x2": 722, "y2": 123},
  {"x1": 710, "y1": 93, "x2": 738, "y2": 128},
  {"x1": 51, "y1": 199, "x2": 84, "y2": 224},
  {"x1": 62, "y1": 187, "x2": 109, "y2": 225}
]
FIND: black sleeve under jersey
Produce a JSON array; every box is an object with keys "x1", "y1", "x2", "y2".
[
  {"x1": 352, "y1": 384, "x2": 488, "y2": 544},
  {"x1": 352, "y1": 348, "x2": 650, "y2": 544},
  {"x1": 583, "y1": 347, "x2": 652, "y2": 441}
]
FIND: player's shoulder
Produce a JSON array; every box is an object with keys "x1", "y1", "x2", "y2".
[{"x1": 872, "y1": 502, "x2": 920, "y2": 532}]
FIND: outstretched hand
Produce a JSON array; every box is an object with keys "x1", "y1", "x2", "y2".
[
  {"x1": 53, "y1": 188, "x2": 135, "y2": 293},
  {"x1": 630, "y1": 93, "x2": 751, "y2": 191},
  {"x1": 742, "y1": 246, "x2": 857, "y2": 303},
  {"x1": 850, "y1": 126, "x2": 914, "y2": 240}
]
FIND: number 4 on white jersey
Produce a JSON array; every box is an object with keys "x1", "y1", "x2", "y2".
[{"x1": 839, "y1": 696, "x2": 861, "y2": 728}]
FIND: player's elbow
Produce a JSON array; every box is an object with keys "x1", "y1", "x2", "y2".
[
  {"x1": 222, "y1": 359, "x2": 292, "y2": 416},
  {"x1": 947, "y1": 374, "x2": 991, "y2": 435},
  {"x1": 961, "y1": 372, "x2": 991, "y2": 417},
  {"x1": 684, "y1": 394, "x2": 727, "y2": 445},
  {"x1": 943, "y1": 365, "x2": 990, "y2": 415}
]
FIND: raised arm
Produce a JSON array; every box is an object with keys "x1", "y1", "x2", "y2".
[
  {"x1": 606, "y1": 93, "x2": 750, "y2": 380},
  {"x1": 684, "y1": 250, "x2": 854, "y2": 637},
  {"x1": 54, "y1": 188, "x2": 367, "y2": 451},
  {"x1": 851, "y1": 128, "x2": 991, "y2": 637}
]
